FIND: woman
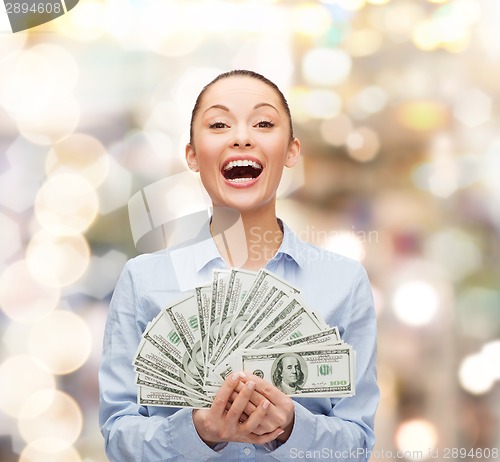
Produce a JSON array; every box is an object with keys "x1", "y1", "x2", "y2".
[{"x1": 99, "y1": 70, "x2": 379, "y2": 461}]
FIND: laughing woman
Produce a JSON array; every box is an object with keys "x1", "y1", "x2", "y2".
[{"x1": 99, "y1": 70, "x2": 379, "y2": 461}]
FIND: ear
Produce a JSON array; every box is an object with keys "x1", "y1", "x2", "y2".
[
  {"x1": 285, "y1": 138, "x2": 301, "y2": 168},
  {"x1": 185, "y1": 144, "x2": 199, "y2": 172}
]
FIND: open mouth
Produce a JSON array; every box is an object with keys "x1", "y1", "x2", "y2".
[{"x1": 222, "y1": 159, "x2": 263, "y2": 183}]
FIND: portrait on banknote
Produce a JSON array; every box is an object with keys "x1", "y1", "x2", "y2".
[{"x1": 271, "y1": 353, "x2": 306, "y2": 394}]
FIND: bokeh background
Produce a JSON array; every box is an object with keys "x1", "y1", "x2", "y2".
[{"x1": 1, "y1": 0, "x2": 499, "y2": 460}]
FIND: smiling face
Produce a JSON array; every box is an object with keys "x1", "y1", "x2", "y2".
[{"x1": 186, "y1": 75, "x2": 300, "y2": 213}]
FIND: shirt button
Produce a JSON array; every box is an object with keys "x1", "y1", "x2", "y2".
[{"x1": 243, "y1": 447, "x2": 252, "y2": 456}]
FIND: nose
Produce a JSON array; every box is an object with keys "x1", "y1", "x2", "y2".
[{"x1": 232, "y1": 124, "x2": 253, "y2": 148}]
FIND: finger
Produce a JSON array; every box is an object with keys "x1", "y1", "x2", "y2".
[
  {"x1": 212, "y1": 371, "x2": 246, "y2": 418},
  {"x1": 241, "y1": 398, "x2": 271, "y2": 434},
  {"x1": 246, "y1": 428, "x2": 285, "y2": 445},
  {"x1": 234, "y1": 381, "x2": 269, "y2": 408},
  {"x1": 225, "y1": 380, "x2": 256, "y2": 423},
  {"x1": 241, "y1": 373, "x2": 283, "y2": 403},
  {"x1": 230, "y1": 390, "x2": 258, "y2": 416}
]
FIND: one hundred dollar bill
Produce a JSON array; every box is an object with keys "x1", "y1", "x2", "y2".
[
  {"x1": 236, "y1": 345, "x2": 355, "y2": 397},
  {"x1": 165, "y1": 295, "x2": 204, "y2": 374}
]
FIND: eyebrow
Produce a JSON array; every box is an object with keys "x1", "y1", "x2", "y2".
[{"x1": 203, "y1": 102, "x2": 279, "y2": 114}]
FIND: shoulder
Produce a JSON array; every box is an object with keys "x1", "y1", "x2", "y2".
[
  {"x1": 120, "y1": 248, "x2": 180, "y2": 291},
  {"x1": 124, "y1": 248, "x2": 173, "y2": 274},
  {"x1": 288, "y1": 229, "x2": 367, "y2": 280}
]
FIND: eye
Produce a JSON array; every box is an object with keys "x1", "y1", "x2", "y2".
[
  {"x1": 255, "y1": 120, "x2": 274, "y2": 128},
  {"x1": 208, "y1": 121, "x2": 229, "y2": 129}
]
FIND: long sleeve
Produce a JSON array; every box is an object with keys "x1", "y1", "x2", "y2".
[
  {"x1": 264, "y1": 263, "x2": 379, "y2": 462},
  {"x1": 98, "y1": 260, "x2": 221, "y2": 461},
  {"x1": 99, "y1": 223, "x2": 379, "y2": 462}
]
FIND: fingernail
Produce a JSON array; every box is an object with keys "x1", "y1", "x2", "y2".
[
  {"x1": 263, "y1": 400, "x2": 270, "y2": 410},
  {"x1": 247, "y1": 380, "x2": 255, "y2": 390},
  {"x1": 278, "y1": 430, "x2": 285, "y2": 436},
  {"x1": 232, "y1": 372, "x2": 240, "y2": 382},
  {"x1": 239, "y1": 371, "x2": 247, "y2": 379}
]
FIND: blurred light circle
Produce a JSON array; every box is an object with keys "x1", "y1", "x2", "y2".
[
  {"x1": 395, "y1": 419, "x2": 438, "y2": 459},
  {"x1": 18, "y1": 389, "x2": 83, "y2": 447},
  {"x1": 96, "y1": 156, "x2": 134, "y2": 215},
  {"x1": 19, "y1": 439, "x2": 82, "y2": 462},
  {"x1": 392, "y1": 281, "x2": 439, "y2": 326},
  {"x1": 302, "y1": 48, "x2": 352, "y2": 86},
  {"x1": 105, "y1": 0, "x2": 136, "y2": 43},
  {"x1": 0, "y1": 260, "x2": 60, "y2": 323},
  {"x1": 35, "y1": 173, "x2": 99, "y2": 236},
  {"x1": 292, "y1": 3, "x2": 331, "y2": 37},
  {"x1": 397, "y1": 101, "x2": 448, "y2": 131},
  {"x1": 345, "y1": 29, "x2": 383, "y2": 57},
  {"x1": 0, "y1": 212, "x2": 22, "y2": 263},
  {"x1": 26, "y1": 231, "x2": 90, "y2": 288},
  {"x1": 459, "y1": 353, "x2": 495, "y2": 395},
  {"x1": 54, "y1": 0, "x2": 106, "y2": 41},
  {"x1": 379, "y1": 1, "x2": 425, "y2": 42},
  {"x1": 0, "y1": 50, "x2": 54, "y2": 119},
  {"x1": 302, "y1": 89, "x2": 342, "y2": 119},
  {"x1": 0, "y1": 30, "x2": 27, "y2": 57},
  {"x1": 325, "y1": 232, "x2": 366, "y2": 261},
  {"x1": 320, "y1": 115, "x2": 353, "y2": 146},
  {"x1": 136, "y1": 1, "x2": 181, "y2": 51},
  {"x1": 412, "y1": 20, "x2": 440, "y2": 51},
  {"x1": 336, "y1": 0, "x2": 366, "y2": 11},
  {"x1": 16, "y1": 95, "x2": 80, "y2": 145},
  {"x1": 453, "y1": 88, "x2": 492, "y2": 128},
  {"x1": 0, "y1": 355, "x2": 55, "y2": 417},
  {"x1": 2, "y1": 322, "x2": 31, "y2": 355},
  {"x1": 111, "y1": 129, "x2": 174, "y2": 178},
  {"x1": 289, "y1": 86, "x2": 312, "y2": 124},
  {"x1": 353, "y1": 86, "x2": 388, "y2": 115},
  {"x1": 424, "y1": 229, "x2": 481, "y2": 281},
  {"x1": 28, "y1": 310, "x2": 92, "y2": 375},
  {"x1": 171, "y1": 67, "x2": 223, "y2": 122},
  {"x1": 346, "y1": 127, "x2": 380, "y2": 162},
  {"x1": 481, "y1": 340, "x2": 500, "y2": 380},
  {"x1": 46, "y1": 133, "x2": 110, "y2": 188},
  {"x1": 149, "y1": 29, "x2": 203, "y2": 58},
  {"x1": 30, "y1": 44, "x2": 79, "y2": 98}
]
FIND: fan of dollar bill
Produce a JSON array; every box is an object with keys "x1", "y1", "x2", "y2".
[{"x1": 134, "y1": 268, "x2": 356, "y2": 408}]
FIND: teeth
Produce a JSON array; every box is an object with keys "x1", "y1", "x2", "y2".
[
  {"x1": 223, "y1": 160, "x2": 262, "y2": 171},
  {"x1": 228, "y1": 177, "x2": 254, "y2": 183}
]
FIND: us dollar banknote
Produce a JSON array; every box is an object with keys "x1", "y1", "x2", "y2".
[
  {"x1": 133, "y1": 268, "x2": 357, "y2": 408},
  {"x1": 237, "y1": 345, "x2": 355, "y2": 397}
]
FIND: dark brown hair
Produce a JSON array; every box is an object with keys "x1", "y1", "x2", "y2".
[{"x1": 189, "y1": 69, "x2": 294, "y2": 144}]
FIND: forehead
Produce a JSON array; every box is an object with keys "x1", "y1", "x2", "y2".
[
  {"x1": 283, "y1": 356, "x2": 299, "y2": 366},
  {"x1": 199, "y1": 76, "x2": 284, "y2": 111}
]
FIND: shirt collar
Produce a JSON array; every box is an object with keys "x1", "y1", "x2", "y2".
[
  {"x1": 272, "y1": 219, "x2": 306, "y2": 268},
  {"x1": 171, "y1": 218, "x2": 305, "y2": 283}
]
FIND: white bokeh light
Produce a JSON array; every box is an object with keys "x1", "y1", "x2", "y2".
[
  {"x1": 302, "y1": 48, "x2": 352, "y2": 87},
  {"x1": 325, "y1": 232, "x2": 366, "y2": 261},
  {"x1": 0, "y1": 355, "x2": 55, "y2": 418},
  {"x1": 392, "y1": 281, "x2": 439, "y2": 327},
  {"x1": 459, "y1": 353, "x2": 495, "y2": 395},
  {"x1": 28, "y1": 310, "x2": 92, "y2": 375},
  {"x1": 396, "y1": 419, "x2": 438, "y2": 460}
]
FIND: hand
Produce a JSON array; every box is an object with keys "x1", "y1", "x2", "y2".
[
  {"x1": 192, "y1": 372, "x2": 285, "y2": 447},
  {"x1": 230, "y1": 373, "x2": 295, "y2": 442}
]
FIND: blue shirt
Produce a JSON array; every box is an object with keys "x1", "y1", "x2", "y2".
[{"x1": 99, "y1": 221, "x2": 379, "y2": 461}]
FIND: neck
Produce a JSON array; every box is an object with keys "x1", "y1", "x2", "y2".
[{"x1": 210, "y1": 204, "x2": 283, "y2": 270}]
